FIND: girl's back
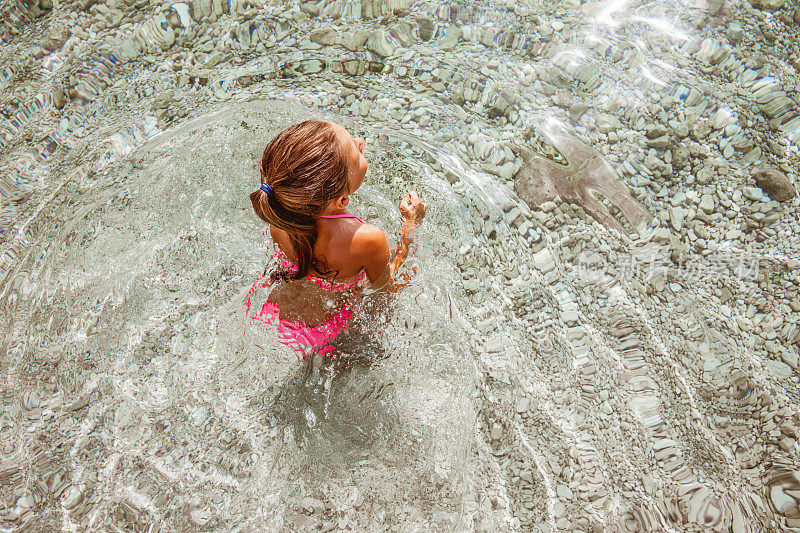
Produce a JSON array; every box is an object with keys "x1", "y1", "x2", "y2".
[
  {"x1": 267, "y1": 216, "x2": 369, "y2": 326},
  {"x1": 271, "y1": 214, "x2": 371, "y2": 282}
]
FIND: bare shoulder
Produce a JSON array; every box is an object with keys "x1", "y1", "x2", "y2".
[
  {"x1": 351, "y1": 223, "x2": 389, "y2": 254},
  {"x1": 351, "y1": 223, "x2": 390, "y2": 282}
]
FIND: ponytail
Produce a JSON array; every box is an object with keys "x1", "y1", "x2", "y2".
[{"x1": 250, "y1": 120, "x2": 350, "y2": 281}]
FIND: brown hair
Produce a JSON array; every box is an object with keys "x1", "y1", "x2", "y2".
[{"x1": 250, "y1": 120, "x2": 350, "y2": 281}]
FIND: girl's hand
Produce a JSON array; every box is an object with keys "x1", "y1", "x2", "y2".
[{"x1": 399, "y1": 190, "x2": 426, "y2": 226}]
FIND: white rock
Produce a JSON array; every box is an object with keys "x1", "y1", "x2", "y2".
[
  {"x1": 517, "y1": 398, "x2": 530, "y2": 413},
  {"x1": 722, "y1": 144, "x2": 734, "y2": 159},
  {"x1": 171, "y1": 3, "x2": 192, "y2": 26},
  {"x1": 669, "y1": 207, "x2": 686, "y2": 231},
  {"x1": 562, "y1": 310, "x2": 579, "y2": 324},
  {"x1": 366, "y1": 29, "x2": 395, "y2": 58},
  {"x1": 485, "y1": 338, "x2": 504, "y2": 353},
  {"x1": 699, "y1": 194, "x2": 715, "y2": 214},
  {"x1": 766, "y1": 359, "x2": 792, "y2": 379},
  {"x1": 670, "y1": 192, "x2": 687, "y2": 206},
  {"x1": 742, "y1": 187, "x2": 763, "y2": 202},
  {"x1": 597, "y1": 113, "x2": 622, "y2": 133},
  {"x1": 533, "y1": 248, "x2": 555, "y2": 273},
  {"x1": 440, "y1": 26, "x2": 461, "y2": 51},
  {"x1": 62, "y1": 486, "x2": 83, "y2": 510},
  {"x1": 781, "y1": 351, "x2": 799, "y2": 369}
]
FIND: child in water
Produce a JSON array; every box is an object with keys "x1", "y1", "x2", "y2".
[{"x1": 244, "y1": 119, "x2": 426, "y2": 359}]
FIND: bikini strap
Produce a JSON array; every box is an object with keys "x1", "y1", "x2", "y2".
[{"x1": 318, "y1": 213, "x2": 366, "y2": 224}]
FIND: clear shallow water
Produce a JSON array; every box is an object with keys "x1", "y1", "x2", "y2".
[{"x1": 2, "y1": 0, "x2": 800, "y2": 531}]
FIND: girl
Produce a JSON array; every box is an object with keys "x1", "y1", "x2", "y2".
[{"x1": 244, "y1": 119, "x2": 426, "y2": 359}]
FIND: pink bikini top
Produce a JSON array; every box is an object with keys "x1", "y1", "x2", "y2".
[{"x1": 271, "y1": 213, "x2": 368, "y2": 291}]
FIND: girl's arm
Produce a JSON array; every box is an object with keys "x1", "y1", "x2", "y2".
[
  {"x1": 367, "y1": 221, "x2": 417, "y2": 291},
  {"x1": 358, "y1": 191, "x2": 426, "y2": 291}
]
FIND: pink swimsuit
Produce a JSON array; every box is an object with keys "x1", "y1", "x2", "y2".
[{"x1": 243, "y1": 214, "x2": 367, "y2": 359}]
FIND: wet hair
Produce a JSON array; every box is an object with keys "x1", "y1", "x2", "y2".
[{"x1": 250, "y1": 120, "x2": 350, "y2": 282}]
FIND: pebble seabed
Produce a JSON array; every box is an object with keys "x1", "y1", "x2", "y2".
[{"x1": 2, "y1": 0, "x2": 800, "y2": 530}]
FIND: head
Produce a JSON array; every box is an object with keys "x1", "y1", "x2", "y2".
[{"x1": 250, "y1": 119, "x2": 367, "y2": 280}]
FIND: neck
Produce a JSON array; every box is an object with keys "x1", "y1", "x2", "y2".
[{"x1": 320, "y1": 206, "x2": 349, "y2": 217}]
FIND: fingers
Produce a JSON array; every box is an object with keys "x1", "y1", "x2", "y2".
[
  {"x1": 403, "y1": 191, "x2": 421, "y2": 205},
  {"x1": 401, "y1": 190, "x2": 425, "y2": 215}
]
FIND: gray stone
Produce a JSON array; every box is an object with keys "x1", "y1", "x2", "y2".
[
  {"x1": 342, "y1": 30, "x2": 369, "y2": 51},
  {"x1": 722, "y1": 143, "x2": 734, "y2": 159},
  {"x1": 300, "y1": 1, "x2": 320, "y2": 16},
  {"x1": 52, "y1": 80, "x2": 67, "y2": 110},
  {"x1": 699, "y1": 194, "x2": 715, "y2": 214},
  {"x1": 646, "y1": 135, "x2": 670, "y2": 149},
  {"x1": 416, "y1": 16, "x2": 434, "y2": 41},
  {"x1": 440, "y1": 26, "x2": 461, "y2": 51},
  {"x1": 672, "y1": 146, "x2": 690, "y2": 170},
  {"x1": 516, "y1": 398, "x2": 530, "y2": 413},
  {"x1": 556, "y1": 485, "x2": 573, "y2": 499},
  {"x1": 669, "y1": 207, "x2": 686, "y2": 231},
  {"x1": 192, "y1": 0, "x2": 212, "y2": 21},
  {"x1": 366, "y1": 29, "x2": 395, "y2": 58},
  {"x1": 389, "y1": 21, "x2": 415, "y2": 46},
  {"x1": 596, "y1": 113, "x2": 622, "y2": 133},
  {"x1": 646, "y1": 125, "x2": 669, "y2": 139},
  {"x1": 42, "y1": 28, "x2": 70, "y2": 51},
  {"x1": 62, "y1": 486, "x2": 83, "y2": 510},
  {"x1": 533, "y1": 248, "x2": 555, "y2": 273},
  {"x1": 309, "y1": 27, "x2": 338, "y2": 46},
  {"x1": 781, "y1": 350, "x2": 799, "y2": 369},
  {"x1": 766, "y1": 359, "x2": 792, "y2": 379},
  {"x1": 569, "y1": 102, "x2": 589, "y2": 121},
  {"x1": 742, "y1": 187, "x2": 763, "y2": 202},
  {"x1": 704, "y1": 0, "x2": 724, "y2": 14},
  {"x1": 725, "y1": 23, "x2": 744, "y2": 43}
]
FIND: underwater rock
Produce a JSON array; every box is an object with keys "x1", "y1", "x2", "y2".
[
  {"x1": 706, "y1": 0, "x2": 725, "y2": 15},
  {"x1": 439, "y1": 26, "x2": 461, "y2": 51},
  {"x1": 699, "y1": 194, "x2": 715, "y2": 214},
  {"x1": 42, "y1": 28, "x2": 70, "y2": 51},
  {"x1": 342, "y1": 30, "x2": 370, "y2": 51},
  {"x1": 133, "y1": 14, "x2": 175, "y2": 51},
  {"x1": 416, "y1": 16, "x2": 434, "y2": 41},
  {"x1": 670, "y1": 206, "x2": 686, "y2": 231},
  {"x1": 766, "y1": 470, "x2": 800, "y2": 517},
  {"x1": 753, "y1": 167, "x2": 797, "y2": 201},
  {"x1": 366, "y1": 29, "x2": 395, "y2": 58},
  {"x1": 742, "y1": 186, "x2": 764, "y2": 202},
  {"x1": 51, "y1": 80, "x2": 67, "y2": 110},
  {"x1": 310, "y1": 27, "x2": 338, "y2": 46},
  {"x1": 512, "y1": 121, "x2": 652, "y2": 236},
  {"x1": 751, "y1": 0, "x2": 786, "y2": 11},
  {"x1": 192, "y1": 0, "x2": 212, "y2": 20},
  {"x1": 389, "y1": 21, "x2": 415, "y2": 46},
  {"x1": 361, "y1": 0, "x2": 408, "y2": 19}
]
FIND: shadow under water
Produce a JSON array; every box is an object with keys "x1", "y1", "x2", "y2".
[{"x1": 269, "y1": 328, "x2": 399, "y2": 466}]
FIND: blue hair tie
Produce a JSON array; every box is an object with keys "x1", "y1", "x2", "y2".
[{"x1": 260, "y1": 182, "x2": 273, "y2": 195}]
